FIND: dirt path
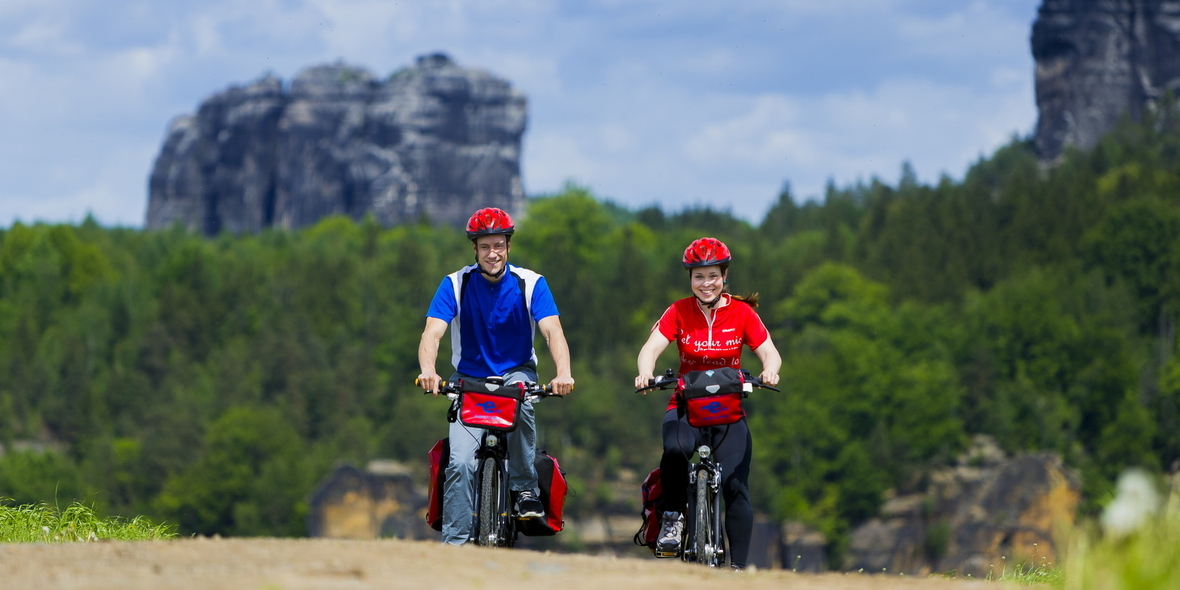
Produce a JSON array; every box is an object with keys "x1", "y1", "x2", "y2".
[{"x1": 0, "y1": 538, "x2": 1006, "y2": 590}]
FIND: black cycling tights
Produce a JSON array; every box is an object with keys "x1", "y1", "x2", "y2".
[{"x1": 657, "y1": 409, "x2": 753, "y2": 569}]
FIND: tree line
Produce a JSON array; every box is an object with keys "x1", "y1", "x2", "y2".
[{"x1": 2, "y1": 103, "x2": 1180, "y2": 562}]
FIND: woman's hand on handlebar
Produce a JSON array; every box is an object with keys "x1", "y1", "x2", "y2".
[
  {"x1": 634, "y1": 373, "x2": 654, "y2": 393},
  {"x1": 759, "y1": 370, "x2": 780, "y2": 388},
  {"x1": 417, "y1": 372, "x2": 443, "y2": 395}
]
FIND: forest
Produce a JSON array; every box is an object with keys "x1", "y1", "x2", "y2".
[{"x1": 2, "y1": 103, "x2": 1180, "y2": 563}]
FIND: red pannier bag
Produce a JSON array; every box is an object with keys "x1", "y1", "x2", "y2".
[
  {"x1": 457, "y1": 378, "x2": 525, "y2": 432},
  {"x1": 426, "y1": 438, "x2": 450, "y2": 531},
  {"x1": 517, "y1": 450, "x2": 568, "y2": 536},
  {"x1": 633, "y1": 467, "x2": 663, "y2": 552},
  {"x1": 678, "y1": 368, "x2": 747, "y2": 428}
]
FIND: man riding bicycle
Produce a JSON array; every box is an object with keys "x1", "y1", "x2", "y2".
[
  {"x1": 417, "y1": 207, "x2": 575, "y2": 546},
  {"x1": 634, "y1": 237, "x2": 782, "y2": 570}
]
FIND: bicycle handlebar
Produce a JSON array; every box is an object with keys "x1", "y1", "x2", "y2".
[
  {"x1": 634, "y1": 368, "x2": 781, "y2": 393},
  {"x1": 415, "y1": 378, "x2": 567, "y2": 398}
]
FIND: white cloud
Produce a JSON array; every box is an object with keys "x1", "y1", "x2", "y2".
[{"x1": 7, "y1": 18, "x2": 86, "y2": 55}]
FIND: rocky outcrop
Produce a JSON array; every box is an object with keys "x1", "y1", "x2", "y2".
[
  {"x1": 1033, "y1": 0, "x2": 1180, "y2": 160},
  {"x1": 846, "y1": 435, "x2": 1080, "y2": 577},
  {"x1": 146, "y1": 53, "x2": 526, "y2": 234},
  {"x1": 306, "y1": 461, "x2": 432, "y2": 540}
]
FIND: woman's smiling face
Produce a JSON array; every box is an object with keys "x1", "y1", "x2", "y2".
[{"x1": 690, "y1": 265, "x2": 725, "y2": 304}]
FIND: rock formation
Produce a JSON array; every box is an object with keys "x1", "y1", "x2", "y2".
[
  {"x1": 1033, "y1": 0, "x2": 1180, "y2": 160},
  {"x1": 846, "y1": 435, "x2": 1080, "y2": 577},
  {"x1": 146, "y1": 53, "x2": 527, "y2": 234},
  {"x1": 307, "y1": 461, "x2": 432, "y2": 540}
]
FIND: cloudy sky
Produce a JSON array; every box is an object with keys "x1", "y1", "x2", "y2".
[{"x1": 0, "y1": 0, "x2": 1041, "y2": 227}]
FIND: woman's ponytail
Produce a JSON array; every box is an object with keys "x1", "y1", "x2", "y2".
[{"x1": 731, "y1": 293, "x2": 759, "y2": 307}]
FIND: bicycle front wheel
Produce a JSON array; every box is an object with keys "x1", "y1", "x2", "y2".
[
  {"x1": 478, "y1": 457, "x2": 500, "y2": 546},
  {"x1": 694, "y1": 468, "x2": 713, "y2": 565}
]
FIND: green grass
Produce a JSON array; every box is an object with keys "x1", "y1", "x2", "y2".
[
  {"x1": 0, "y1": 501, "x2": 176, "y2": 542},
  {"x1": 995, "y1": 556, "x2": 1066, "y2": 587},
  {"x1": 1059, "y1": 507, "x2": 1180, "y2": 590},
  {"x1": 1006, "y1": 479, "x2": 1180, "y2": 590}
]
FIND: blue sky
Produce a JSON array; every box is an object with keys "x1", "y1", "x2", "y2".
[{"x1": 0, "y1": 0, "x2": 1041, "y2": 227}]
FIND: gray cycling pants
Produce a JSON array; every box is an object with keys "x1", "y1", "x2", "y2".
[{"x1": 441, "y1": 368, "x2": 539, "y2": 545}]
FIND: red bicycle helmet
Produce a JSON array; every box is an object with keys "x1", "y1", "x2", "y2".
[
  {"x1": 682, "y1": 237, "x2": 731, "y2": 269},
  {"x1": 465, "y1": 207, "x2": 515, "y2": 240}
]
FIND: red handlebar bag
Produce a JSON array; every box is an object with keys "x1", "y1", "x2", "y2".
[
  {"x1": 678, "y1": 368, "x2": 746, "y2": 428},
  {"x1": 458, "y1": 379, "x2": 526, "y2": 432}
]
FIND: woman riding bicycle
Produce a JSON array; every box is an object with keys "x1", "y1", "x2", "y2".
[{"x1": 633, "y1": 237, "x2": 782, "y2": 571}]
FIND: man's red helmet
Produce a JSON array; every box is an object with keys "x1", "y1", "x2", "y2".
[
  {"x1": 682, "y1": 237, "x2": 732, "y2": 269},
  {"x1": 466, "y1": 208, "x2": 515, "y2": 240}
]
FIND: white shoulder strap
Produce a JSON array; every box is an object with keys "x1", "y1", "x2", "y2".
[
  {"x1": 509, "y1": 265, "x2": 544, "y2": 369},
  {"x1": 446, "y1": 265, "x2": 478, "y2": 370},
  {"x1": 508, "y1": 265, "x2": 542, "y2": 318}
]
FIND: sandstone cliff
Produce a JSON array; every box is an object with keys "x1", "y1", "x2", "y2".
[
  {"x1": 847, "y1": 435, "x2": 1079, "y2": 577},
  {"x1": 146, "y1": 54, "x2": 526, "y2": 234},
  {"x1": 307, "y1": 461, "x2": 430, "y2": 540},
  {"x1": 1033, "y1": 0, "x2": 1180, "y2": 160}
]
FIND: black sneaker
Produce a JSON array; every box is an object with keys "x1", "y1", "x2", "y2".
[{"x1": 515, "y1": 490, "x2": 545, "y2": 519}]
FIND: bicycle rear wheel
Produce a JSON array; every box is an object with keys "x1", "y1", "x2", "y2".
[
  {"x1": 478, "y1": 457, "x2": 500, "y2": 546},
  {"x1": 693, "y1": 468, "x2": 713, "y2": 565}
]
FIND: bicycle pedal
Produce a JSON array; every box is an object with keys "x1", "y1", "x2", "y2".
[{"x1": 654, "y1": 549, "x2": 679, "y2": 558}]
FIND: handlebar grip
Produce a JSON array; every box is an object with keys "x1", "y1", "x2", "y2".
[{"x1": 417, "y1": 377, "x2": 455, "y2": 395}]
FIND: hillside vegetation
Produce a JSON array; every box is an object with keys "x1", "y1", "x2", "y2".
[{"x1": 2, "y1": 106, "x2": 1180, "y2": 563}]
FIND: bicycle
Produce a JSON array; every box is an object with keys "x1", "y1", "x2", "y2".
[
  {"x1": 636, "y1": 368, "x2": 779, "y2": 566},
  {"x1": 420, "y1": 376, "x2": 563, "y2": 547}
]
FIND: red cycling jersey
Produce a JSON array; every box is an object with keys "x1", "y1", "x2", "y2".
[{"x1": 654, "y1": 294, "x2": 770, "y2": 411}]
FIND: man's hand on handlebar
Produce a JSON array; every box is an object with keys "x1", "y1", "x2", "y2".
[
  {"x1": 549, "y1": 375, "x2": 575, "y2": 396},
  {"x1": 417, "y1": 372, "x2": 443, "y2": 396}
]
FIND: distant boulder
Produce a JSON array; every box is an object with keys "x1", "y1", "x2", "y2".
[
  {"x1": 307, "y1": 461, "x2": 432, "y2": 540},
  {"x1": 146, "y1": 53, "x2": 527, "y2": 234}
]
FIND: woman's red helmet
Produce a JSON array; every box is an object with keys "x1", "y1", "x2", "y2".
[
  {"x1": 682, "y1": 237, "x2": 732, "y2": 269},
  {"x1": 465, "y1": 208, "x2": 516, "y2": 240}
]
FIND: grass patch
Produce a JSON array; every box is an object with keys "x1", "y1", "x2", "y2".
[
  {"x1": 0, "y1": 500, "x2": 176, "y2": 542},
  {"x1": 1060, "y1": 514, "x2": 1180, "y2": 589},
  {"x1": 995, "y1": 557, "x2": 1066, "y2": 587}
]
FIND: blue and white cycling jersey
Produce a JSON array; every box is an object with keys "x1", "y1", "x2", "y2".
[{"x1": 426, "y1": 264, "x2": 560, "y2": 378}]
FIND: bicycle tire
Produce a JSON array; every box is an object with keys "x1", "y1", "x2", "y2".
[
  {"x1": 694, "y1": 468, "x2": 711, "y2": 564},
  {"x1": 478, "y1": 457, "x2": 499, "y2": 546}
]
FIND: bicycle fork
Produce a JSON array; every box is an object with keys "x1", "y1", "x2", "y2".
[
  {"x1": 472, "y1": 434, "x2": 513, "y2": 547},
  {"x1": 684, "y1": 445, "x2": 726, "y2": 566}
]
